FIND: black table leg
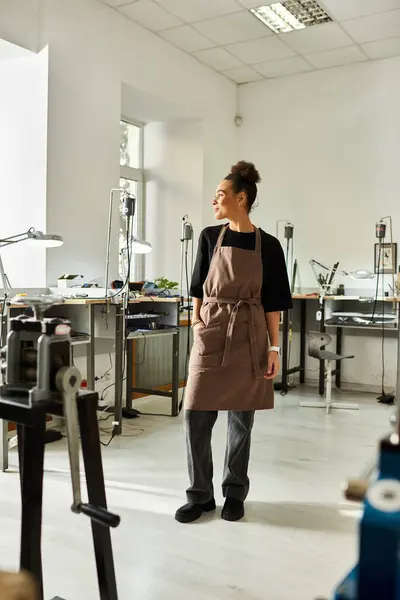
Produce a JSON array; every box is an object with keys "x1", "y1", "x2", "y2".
[
  {"x1": 319, "y1": 300, "x2": 325, "y2": 396},
  {"x1": 171, "y1": 331, "x2": 179, "y2": 417},
  {"x1": 77, "y1": 395, "x2": 118, "y2": 600},
  {"x1": 336, "y1": 327, "x2": 342, "y2": 388},
  {"x1": 126, "y1": 338, "x2": 132, "y2": 410},
  {"x1": 300, "y1": 300, "x2": 306, "y2": 385},
  {"x1": 18, "y1": 417, "x2": 46, "y2": 600}
]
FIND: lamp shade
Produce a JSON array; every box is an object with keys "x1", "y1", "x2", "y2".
[
  {"x1": 27, "y1": 230, "x2": 63, "y2": 248},
  {"x1": 348, "y1": 270, "x2": 375, "y2": 280},
  {"x1": 130, "y1": 237, "x2": 152, "y2": 255}
]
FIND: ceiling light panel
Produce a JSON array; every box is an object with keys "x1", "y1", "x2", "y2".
[{"x1": 251, "y1": 1, "x2": 332, "y2": 34}]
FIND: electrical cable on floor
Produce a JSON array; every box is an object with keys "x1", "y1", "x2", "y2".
[
  {"x1": 98, "y1": 413, "x2": 114, "y2": 423},
  {"x1": 61, "y1": 422, "x2": 144, "y2": 444},
  {"x1": 95, "y1": 353, "x2": 113, "y2": 383}
]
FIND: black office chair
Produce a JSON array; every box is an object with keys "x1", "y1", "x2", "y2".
[{"x1": 299, "y1": 331, "x2": 359, "y2": 414}]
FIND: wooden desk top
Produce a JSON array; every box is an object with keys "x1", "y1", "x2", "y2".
[
  {"x1": 6, "y1": 298, "x2": 105, "y2": 309},
  {"x1": 3, "y1": 295, "x2": 181, "y2": 310},
  {"x1": 292, "y1": 294, "x2": 400, "y2": 303},
  {"x1": 129, "y1": 296, "x2": 181, "y2": 304}
]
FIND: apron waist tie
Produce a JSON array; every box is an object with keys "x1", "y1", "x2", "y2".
[{"x1": 203, "y1": 297, "x2": 264, "y2": 380}]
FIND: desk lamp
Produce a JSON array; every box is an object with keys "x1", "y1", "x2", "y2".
[
  {"x1": 104, "y1": 188, "x2": 152, "y2": 300},
  {"x1": 309, "y1": 259, "x2": 374, "y2": 296},
  {"x1": 0, "y1": 228, "x2": 63, "y2": 299}
]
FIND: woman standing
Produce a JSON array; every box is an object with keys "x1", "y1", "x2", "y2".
[{"x1": 176, "y1": 161, "x2": 292, "y2": 524}]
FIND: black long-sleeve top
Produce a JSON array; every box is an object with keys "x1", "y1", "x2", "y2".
[{"x1": 190, "y1": 226, "x2": 293, "y2": 313}]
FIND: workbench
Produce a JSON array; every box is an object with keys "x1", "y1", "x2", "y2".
[
  {"x1": 0, "y1": 298, "x2": 123, "y2": 472},
  {"x1": 125, "y1": 297, "x2": 181, "y2": 417},
  {"x1": 0, "y1": 295, "x2": 182, "y2": 471},
  {"x1": 279, "y1": 294, "x2": 400, "y2": 396}
]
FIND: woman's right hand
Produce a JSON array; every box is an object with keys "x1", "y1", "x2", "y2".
[{"x1": 192, "y1": 319, "x2": 205, "y2": 331}]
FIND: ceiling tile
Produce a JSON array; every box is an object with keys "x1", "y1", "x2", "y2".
[
  {"x1": 362, "y1": 36, "x2": 400, "y2": 59},
  {"x1": 194, "y1": 47, "x2": 244, "y2": 70},
  {"x1": 254, "y1": 56, "x2": 314, "y2": 77},
  {"x1": 159, "y1": 25, "x2": 216, "y2": 51},
  {"x1": 237, "y1": 0, "x2": 263, "y2": 6},
  {"x1": 282, "y1": 22, "x2": 354, "y2": 53},
  {"x1": 155, "y1": 0, "x2": 243, "y2": 23},
  {"x1": 222, "y1": 65, "x2": 264, "y2": 82},
  {"x1": 341, "y1": 10, "x2": 400, "y2": 44},
  {"x1": 322, "y1": 0, "x2": 400, "y2": 21},
  {"x1": 306, "y1": 45, "x2": 367, "y2": 68},
  {"x1": 226, "y1": 36, "x2": 295, "y2": 64},
  {"x1": 193, "y1": 11, "x2": 272, "y2": 45},
  {"x1": 101, "y1": 0, "x2": 138, "y2": 6},
  {"x1": 119, "y1": 0, "x2": 183, "y2": 31}
]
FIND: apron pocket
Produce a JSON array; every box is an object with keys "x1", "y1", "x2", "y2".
[{"x1": 194, "y1": 323, "x2": 221, "y2": 358}]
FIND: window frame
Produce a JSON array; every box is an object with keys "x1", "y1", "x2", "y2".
[{"x1": 120, "y1": 117, "x2": 145, "y2": 282}]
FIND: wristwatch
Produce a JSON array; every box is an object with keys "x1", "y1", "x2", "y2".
[{"x1": 269, "y1": 346, "x2": 281, "y2": 355}]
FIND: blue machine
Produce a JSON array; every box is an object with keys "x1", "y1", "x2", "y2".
[
  {"x1": 335, "y1": 430, "x2": 400, "y2": 600},
  {"x1": 333, "y1": 300, "x2": 400, "y2": 600}
]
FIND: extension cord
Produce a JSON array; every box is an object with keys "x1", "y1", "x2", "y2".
[{"x1": 8, "y1": 435, "x2": 18, "y2": 450}]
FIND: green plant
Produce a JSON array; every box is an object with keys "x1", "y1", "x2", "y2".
[{"x1": 154, "y1": 277, "x2": 179, "y2": 290}]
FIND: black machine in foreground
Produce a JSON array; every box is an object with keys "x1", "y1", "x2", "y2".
[{"x1": 0, "y1": 296, "x2": 120, "y2": 600}]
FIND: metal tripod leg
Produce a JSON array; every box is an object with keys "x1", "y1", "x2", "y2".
[
  {"x1": 77, "y1": 394, "x2": 118, "y2": 600},
  {"x1": 17, "y1": 416, "x2": 46, "y2": 600}
]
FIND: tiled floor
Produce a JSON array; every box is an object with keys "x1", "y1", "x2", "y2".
[{"x1": 0, "y1": 389, "x2": 392, "y2": 600}]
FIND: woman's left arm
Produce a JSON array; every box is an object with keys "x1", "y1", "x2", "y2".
[
  {"x1": 260, "y1": 233, "x2": 293, "y2": 380},
  {"x1": 265, "y1": 311, "x2": 280, "y2": 379}
]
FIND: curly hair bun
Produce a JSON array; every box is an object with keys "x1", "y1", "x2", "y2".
[{"x1": 230, "y1": 161, "x2": 261, "y2": 185}]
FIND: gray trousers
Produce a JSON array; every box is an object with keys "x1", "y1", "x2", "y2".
[{"x1": 185, "y1": 410, "x2": 255, "y2": 504}]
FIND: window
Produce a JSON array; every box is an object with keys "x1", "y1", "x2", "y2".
[
  {"x1": 120, "y1": 121, "x2": 141, "y2": 169},
  {"x1": 119, "y1": 120, "x2": 144, "y2": 281}
]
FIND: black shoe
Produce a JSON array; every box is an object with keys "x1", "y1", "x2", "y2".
[
  {"x1": 175, "y1": 499, "x2": 216, "y2": 524},
  {"x1": 221, "y1": 498, "x2": 245, "y2": 522}
]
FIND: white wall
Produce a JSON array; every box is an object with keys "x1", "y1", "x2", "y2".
[
  {"x1": 0, "y1": 0, "x2": 237, "y2": 286},
  {"x1": 144, "y1": 119, "x2": 203, "y2": 286},
  {"x1": 239, "y1": 56, "x2": 400, "y2": 389},
  {"x1": 238, "y1": 56, "x2": 400, "y2": 291},
  {"x1": 0, "y1": 47, "x2": 48, "y2": 289}
]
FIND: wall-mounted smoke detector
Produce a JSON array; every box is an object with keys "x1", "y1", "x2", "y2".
[{"x1": 250, "y1": 1, "x2": 332, "y2": 34}]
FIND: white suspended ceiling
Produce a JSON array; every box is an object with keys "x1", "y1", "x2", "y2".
[{"x1": 100, "y1": 0, "x2": 400, "y2": 83}]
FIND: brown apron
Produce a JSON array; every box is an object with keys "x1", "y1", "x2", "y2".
[{"x1": 185, "y1": 224, "x2": 274, "y2": 411}]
